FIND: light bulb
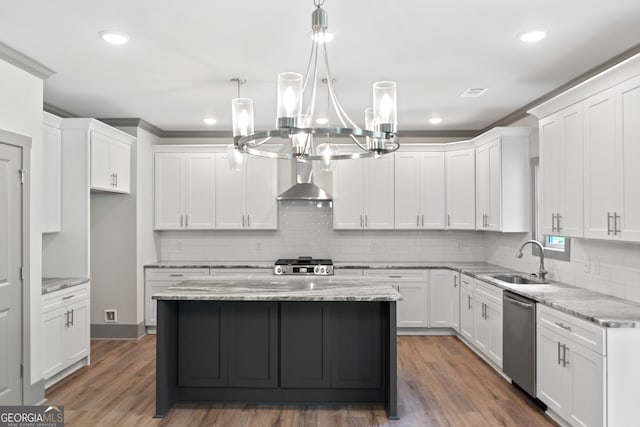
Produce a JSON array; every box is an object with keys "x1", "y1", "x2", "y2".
[
  {"x1": 283, "y1": 86, "x2": 297, "y2": 117},
  {"x1": 379, "y1": 94, "x2": 392, "y2": 124},
  {"x1": 238, "y1": 109, "x2": 250, "y2": 136}
]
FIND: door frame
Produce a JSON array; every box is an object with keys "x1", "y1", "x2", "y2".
[{"x1": 0, "y1": 128, "x2": 32, "y2": 404}]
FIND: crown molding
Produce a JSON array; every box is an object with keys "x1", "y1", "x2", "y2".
[{"x1": 0, "y1": 41, "x2": 55, "y2": 79}]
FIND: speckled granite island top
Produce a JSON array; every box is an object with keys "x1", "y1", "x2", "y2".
[
  {"x1": 42, "y1": 277, "x2": 90, "y2": 295},
  {"x1": 152, "y1": 275, "x2": 402, "y2": 302}
]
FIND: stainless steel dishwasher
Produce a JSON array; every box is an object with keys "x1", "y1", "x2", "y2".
[{"x1": 503, "y1": 290, "x2": 537, "y2": 398}]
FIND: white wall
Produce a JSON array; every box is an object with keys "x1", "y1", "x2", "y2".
[{"x1": 0, "y1": 58, "x2": 43, "y2": 389}]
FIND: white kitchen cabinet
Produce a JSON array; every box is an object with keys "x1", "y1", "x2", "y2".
[
  {"x1": 41, "y1": 282, "x2": 90, "y2": 387},
  {"x1": 333, "y1": 154, "x2": 394, "y2": 230},
  {"x1": 145, "y1": 268, "x2": 210, "y2": 329},
  {"x1": 428, "y1": 269, "x2": 457, "y2": 328},
  {"x1": 42, "y1": 112, "x2": 62, "y2": 233},
  {"x1": 89, "y1": 129, "x2": 132, "y2": 193},
  {"x1": 475, "y1": 130, "x2": 530, "y2": 232},
  {"x1": 459, "y1": 275, "x2": 474, "y2": 341},
  {"x1": 154, "y1": 152, "x2": 216, "y2": 230},
  {"x1": 215, "y1": 154, "x2": 278, "y2": 229},
  {"x1": 394, "y1": 151, "x2": 445, "y2": 229},
  {"x1": 364, "y1": 270, "x2": 428, "y2": 329},
  {"x1": 445, "y1": 148, "x2": 475, "y2": 229},
  {"x1": 539, "y1": 103, "x2": 584, "y2": 237}
]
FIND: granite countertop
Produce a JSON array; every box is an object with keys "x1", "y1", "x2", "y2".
[
  {"x1": 145, "y1": 260, "x2": 640, "y2": 328},
  {"x1": 42, "y1": 277, "x2": 90, "y2": 295},
  {"x1": 145, "y1": 261, "x2": 273, "y2": 269},
  {"x1": 152, "y1": 275, "x2": 402, "y2": 302}
]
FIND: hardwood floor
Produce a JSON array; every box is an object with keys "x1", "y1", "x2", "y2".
[{"x1": 46, "y1": 335, "x2": 557, "y2": 426}]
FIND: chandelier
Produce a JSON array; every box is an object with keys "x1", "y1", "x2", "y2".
[{"x1": 230, "y1": 0, "x2": 399, "y2": 163}]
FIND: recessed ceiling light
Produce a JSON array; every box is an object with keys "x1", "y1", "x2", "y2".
[
  {"x1": 309, "y1": 31, "x2": 334, "y2": 43},
  {"x1": 316, "y1": 117, "x2": 329, "y2": 125},
  {"x1": 203, "y1": 117, "x2": 217, "y2": 125},
  {"x1": 100, "y1": 31, "x2": 130, "y2": 45},
  {"x1": 519, "y1": 30, "x2": 547, "y2": 43},
  {"x1": 428, "y1": 117, "x2": 443, "y2": 125},
  {"x1": 460, "y1": 88, "x2": 488, "y2": 98}
]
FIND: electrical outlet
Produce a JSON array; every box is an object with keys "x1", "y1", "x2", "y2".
[{"x1": 104, "y1": 309, "x2": 118, "y2": 323}]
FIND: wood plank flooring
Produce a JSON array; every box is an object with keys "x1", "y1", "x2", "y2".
[{"x1": 45, "y1": 335, "x2": 557, "y2": 426}]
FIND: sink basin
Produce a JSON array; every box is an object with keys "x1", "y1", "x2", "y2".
[{"x1": 490, "y1": 274, "x2": 548, "y2": 285}]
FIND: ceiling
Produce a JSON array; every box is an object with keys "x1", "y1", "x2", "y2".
[{"x1": 2, "y1": 0, "x2": 640, "y2": 133}]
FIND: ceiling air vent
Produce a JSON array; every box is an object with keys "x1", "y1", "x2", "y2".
[{"x1": 460, "y1": 87, "x2": 488, "y2": 98}]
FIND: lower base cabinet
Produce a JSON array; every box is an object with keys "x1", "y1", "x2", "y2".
[{"x1": 41, "y1": 283, "x2": 90, "y2": 386}]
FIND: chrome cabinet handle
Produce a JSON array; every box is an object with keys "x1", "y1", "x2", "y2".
[
  {"x1": 504, "y1": 295, "x2": 533, "y2": 309},
  {"x1": 447, "y1": 214, "x2": 451, "y2": 227},
  {"x1": 185, "y1": 215, "x2": 189, "y2": 228},
  {"x1": 551, "y1": 213, "x2": 556, "y2": 232},
  {"x1": 454, "y1": 275, "x2": 458, "y2": 288},
  {"x1": 169, "y1": 274, "x2": 183, "y2": 277},
  {"x1": 247, "y1": 215, "x2": 251, "y2": 228},
  {"x1": 556, "y1": 214, "x2": 562, "y2": 231},
  {"x1": 360, "y1": 215, "x2": 363, "y2": 228},
  {"x1": 180, "y1": 215, "x2": 184, "y2": 228},
  {"x1": 70, "y1": 308, "x2": 74, "y2": 326},
  {"x1": 607, "y1": 212, "x2": 612, "y2": 235},
  {"x1": 365, "y1": 215, "x2": 368, "y2": 227},
  {"x1": 421, "y1": 215, "x2": 424, "y2": 227},
  {"x1": 557, "y1": 342, "x2": 562, "y2": 365},
  {"x1": 555, "y1": 322, "x2": 572, "y2": 331},
  {"x1": 64, "y1": 311, "x2": 70, "y2": 328},
  {"x1": 242, "y1": 215, "x2": 245, "y2": 227},
  {"x1": 115, "y1": 173, "x2": 118, "y2": 187},
  {"x1": 562, "y1": 345, "x2": 569, "y2": 367},
  {"x1": 614, "y1": 212, "x2": 620, "y2": 236},
  {"x1": 389, "y1": 275, "x2": 402, "y2": 279},
  {"x1": 62, "y1": 294, "x2": 75, "y2": 301},
  {"x1": 467, "y1": 295, "x2": 472, "y2": 310}
]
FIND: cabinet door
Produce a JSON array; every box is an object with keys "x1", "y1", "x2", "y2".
[
  {"x1": 185, "y1": 153, "x2": 216, "y2": 229},
  {"x1": 559, "y1": 105, "x2": 584, "y2": 237},
  {"x1": 333, "y1": 159, "x2": 364, "y2": 229},
  {"x1": 460, "y1": 287, "x2": 474, "y2": 341},
  {"x1": 394, "y1": 152, "x2": 420, "y2": 229},
  {"x1": 65, "y1": 300, "x2": 89, "y2": 362},
  {"x1": 429, "y1": 270, "x2": 453, "y2": 328},
  {"x1": 246, "y1": 156, "x2": 278, "y2": 229},
  {"x1": 154, "y1": 153, "x2": 184, "y2": 229},
  {"x1": 42, "y1": 309, "x2": 65, "y2": 379},
  {"x1": 473, "y1": 298, "x2": 490, "y2": 354},
  {"x1": 567, "y1": 343, "x2": 605, "y2": 427},
  {"x1": 584, "y1": 89, "x2": 618, "y2": 239},
  {"x1": 109, "y1": 140, "x2": 131, "y2": 193},
  {"x1": 42, "y1": 123, "x2": 62, "y2": 233},
  {"x1": 476, "y1": 144, "x2": 491, "y2": 229},
  {"x1": 540, "y1": 116, "x2": 561, "y2": 236},
  {"x1": 363, "y1": 155, "x2": 394, "y2": 229},
  {"x1": 618, "y1": 76, "x2": 640, "y2": 242},
  {"x1": 446, "y1": 149, "x2": 475, "y2": 229},
  {"x1": 147, "y1": 283, "x2": 171, "y2": 327},
  {"x1": 486, "y1": 300, "x2": 503, "y2": 367},
  {"x1": 396, "y1": 281, "x2": 428, "y2": 328},
  {"x1": 215, "y1": 153, "x2": 245, "y2": 229},
  {"x1": 90, "y1": 131, "x2": 113, "y2": 191},
  {"x1": 537, "y1": 325, "x2": 569, "y2": 416},
  {"x1": 452, "y1": 272, "x2": 460, "y2": 333},
  {"x1": 420, "y1": 152, "x2": 446, "y2": 229}
]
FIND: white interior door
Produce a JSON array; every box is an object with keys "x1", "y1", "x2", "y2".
[{"x1": 0, "y1": 142, "x2": 23, "y2": 404}]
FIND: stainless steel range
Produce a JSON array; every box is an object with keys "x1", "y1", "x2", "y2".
[{"x1": 273, "y1": 256, "x2": 334, "y2": 276}]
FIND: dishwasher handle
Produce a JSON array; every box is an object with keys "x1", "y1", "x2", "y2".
[{"x1": 504, "y1": 294, "x2": 534, "y2": 309}]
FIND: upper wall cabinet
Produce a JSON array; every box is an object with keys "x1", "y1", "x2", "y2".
[
  {"x1": 215, "y1": 153, "x2": 278, "y2": 230},
  {"x1": 42, "y1": 112, "x2": 62, "y2": 233},
  {"x1": 475, "y1": 129, "x2": 530, "y2": 232},
  {"x1": 445, "y1": 148, "x2": 476, "y2": 230},
  {"x1": 154, "y1": 152, "x2": 216, "y2": 230},
  {"x1": 333, "y1": 153, "x2": 395, "y2": 230},
  {"x1": 394, "y1": 151, "x2": 445, "y2": 229},
  {"x1": 60, "y1": 118, "x2": 135, "y2": 194},
  {"x1": 539, "y1": 104, "x2": 584, "y2": 238}
]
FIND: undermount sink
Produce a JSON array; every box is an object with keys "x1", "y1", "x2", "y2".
[{"x1": 490, "y1": 274, "x2": 548, "y2": 285}]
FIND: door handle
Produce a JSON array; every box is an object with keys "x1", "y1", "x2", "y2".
[
  {"x1": 556, "y1": 214, "x2": 562, "y2": 232},
  {"x1": 115, "y1": 173, "x2": 118, "y2": 187},
  {"x1": 180, "y1": 215, "x2": 184, "y2": 228},
  {"x1": 551, "y1": 213, "x2": 556, "y2": 232},
  {"x1": 562, "y1": 345, "x2": 569, "y2": 367},
  {"x1": 447, "y1": 214, "x2": 451, "y2": 227},
  {"x1": 504, "y1": 295, "x2": 533, "y2": 309},
  {"x1": 365, "y1": 215, "x2": 368, "y2": 227},
  {"x1": 64, "y1": 310, "x2": 69, "y2": 328},
  {"x1": 247, "y1": 215, "x2": 250, "y2": 228},
  {"x1": 70, "y1": 308, "x2": 74, "y2": 326},
  {"x1": 607, "y1": 212, "x2": 612, "y2": 235},
  {"x1": 557, "y1": 342, "x2": 562, "y2": 365},
  {"x1": 614, "y1": 212, "x2": 620, "y2": 236},
  {"x1": 360, "y1": 215, "x2": 363, "y2": 228},
  {"x1": 185, "y1": 215, "x2": 189, "y2": 228},
  {"x1": 62, "y1": 294, "x2": 75, "y2": 301},
  {"x1": 467, "y1": 295, "x2": 472, "y2": 310},
  {"x1": 454, "y1": 275, "x2": 458, "y2": 288},
  {"x1": 242, "y1": 215, "x2": 245, "y2": 227}
]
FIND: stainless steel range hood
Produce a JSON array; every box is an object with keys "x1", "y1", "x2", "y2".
[{"x1": 277, "y1": 160, "x2": 332, "y2": 201}]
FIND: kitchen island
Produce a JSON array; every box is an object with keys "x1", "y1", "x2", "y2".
[{"x1": 153, "y1": 276, "x2": 401, "y2": 419}]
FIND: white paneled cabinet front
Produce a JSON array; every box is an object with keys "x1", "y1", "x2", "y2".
[
  {"x1": 394, "y1": 152, "x2": 445, "y2": 229},
  {"x1": 445, "y1": 149, "x2": 475, "y2": 229},
  {"x1": 42, "y1": 112, "x2": 62, "y2": 233},
  {"x1": 90, "y1": 130, "x2": 131, "y2": 193},
  {"x1": 363, "y1": 270, "x2": 428, "y2": 328},
  {"x1": 154, "y1": 152, "x2": 216, "y2": 230},
  {"x1": 333, "y1": 155, "x2": 394, "y2": 229},
  {"x1": 215, "y1": 154, "x2": 278, "y2": 230},
  {"x1": 41, "y1": 283, "x2": 90, "y2": 385},
  {"x1": 428, "y1": 269, "x2": 456, "y2": 328}
]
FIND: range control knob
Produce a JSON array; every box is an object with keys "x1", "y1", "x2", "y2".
[
  {"x1": 314, "y1": 265, "x2": 321, "y2": 275},
  {"x1": 274, "y1": 266, "x2": 284, "y2": 275}
]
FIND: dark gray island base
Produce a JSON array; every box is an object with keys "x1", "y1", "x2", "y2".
[{"x1": 153, "y1": 277, "x2": 400, "y2": 420}]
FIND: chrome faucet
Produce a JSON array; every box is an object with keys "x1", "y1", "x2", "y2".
[{"x1": 516, "y1": 240, "x2": 547, "y2": 281}]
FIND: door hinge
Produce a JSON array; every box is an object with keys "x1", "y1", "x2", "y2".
[{"x1": 19, "y1": 169, "x2": 26, "y2": 184}]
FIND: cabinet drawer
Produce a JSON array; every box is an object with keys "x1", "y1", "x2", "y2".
[
  {"x1": 145, "y1": 268, "x2": 210, "y2": 281},
  {"x1": 460, "y1": 274, "x2": 474, "y2": 291},
  {"x1": 474, "y1": 279, "x2": 502, "y2": 305},
  {"x1": 209, "y1": 268, "x2": 271, "y2": 276},
  {"x1": 537, "y1": 304, "x2": 605, "y2": 355},
  {"x1": 42, "y1": 283, "x2": 89, "y2": 314},
  {"x1": 363, "y1": 269, "x2": 428, "y2": 280}
]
